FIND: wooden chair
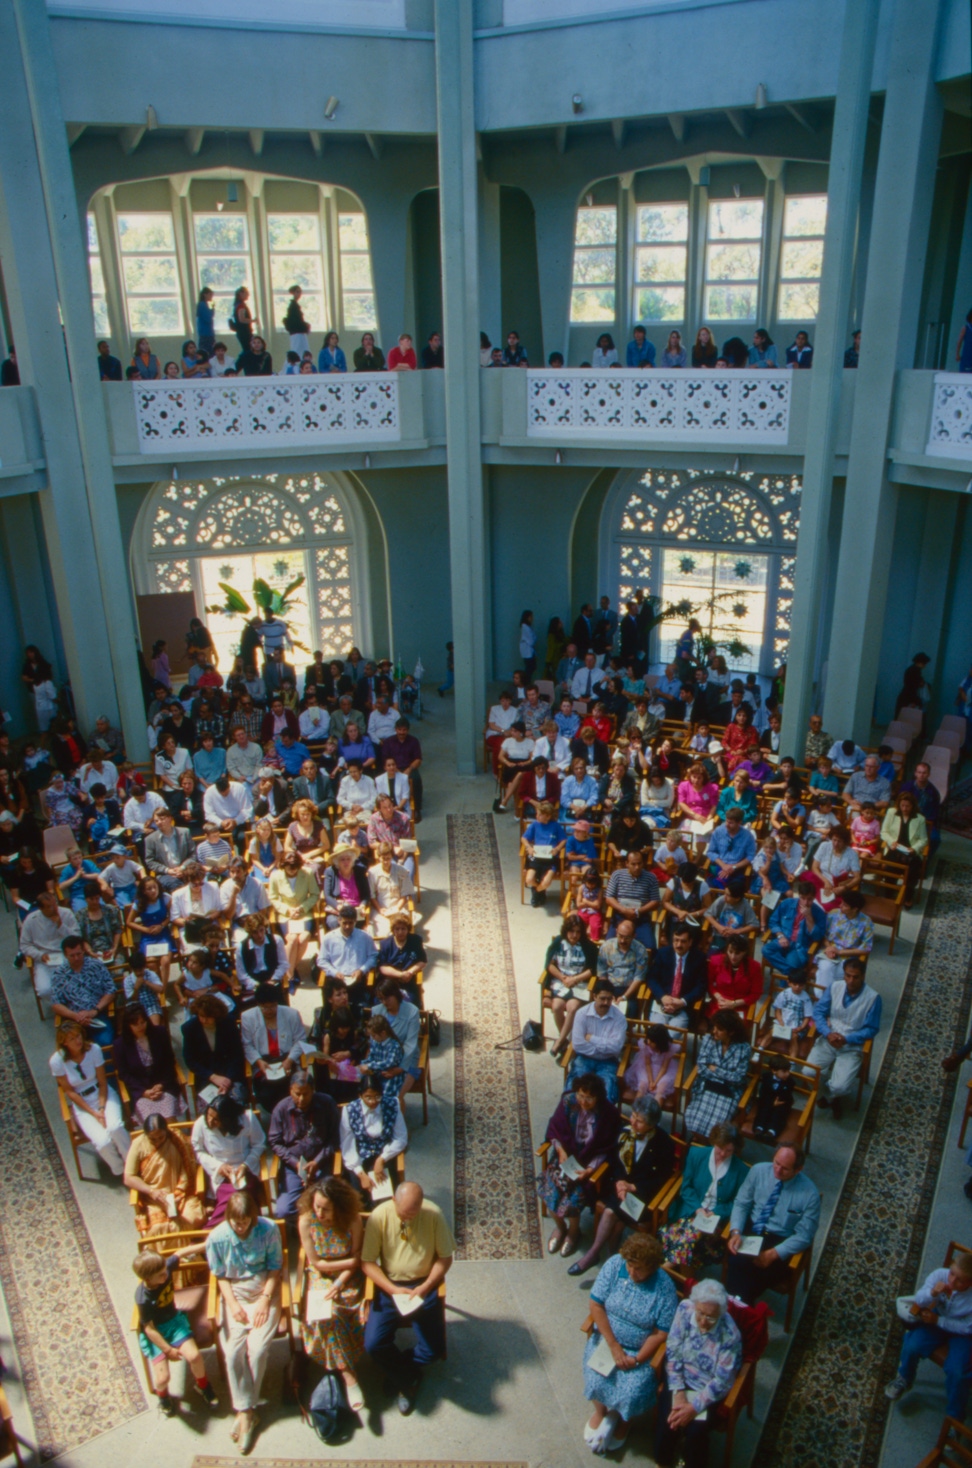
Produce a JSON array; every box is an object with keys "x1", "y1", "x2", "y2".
[
  {"x1": 590, "y1": 1134, "x2": 688, "y2": 1234},
  {"x1": 362, "y1": 1276, "x2": 447, "y2": 1357},
  {"x1": 129, "y1": 1227, "x2": 216, "y2": 1394},
  {"x1": 737, "y1": 1049, "x2": 820, "y2": 1154},
  {"x1": 56, "y1": 1081, "x2": 95, "y2": 1181},
  {"x1": 42, "y1": 823, "x2": 77, "y2": 870},
  {"x1": 859, "y1": 858, "x2": 907, "y2": 954},
  {"x1": 958, "y1": 1079, "x2": 972, "y2": 1149},
  {"x1": 126, "y1": 1118, "x2": 203, "y2": 1233},
  {"x1": 206, "y1": 1217, "x2": 294, "y2": 1378},
  {"x1": 615, "y1": 1018, "x2": 689, "y2": 1125},
  {"x1": 719, "y1": 1216, "x2": 818, "y2": 1333},
  {"x1": 408, "y1": 1011, "x2": 432, "y2": 1126},
  {"x1": 916, "y1": 1416, "x2": 972, "y2": 1468},
  {"x1": 0, "y1": 1387, "x2": 24, "y2": 1468}
]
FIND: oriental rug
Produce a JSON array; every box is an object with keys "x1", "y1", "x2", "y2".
[
  {"x1": 941, "y1": 774, "x2": 972, "y2": 839},
  {"x1": 758, "y1": 861, "x2": 972, "y2": 1468},
  {"x1": 447, "y1": 814, "x2": 543, "y2": 1260},
  {"x1": 0, "y1": 975, "x2": 146, "y2": 1459},
  {"x1": 192, "y1": 1460, "x2": 528, "y2": 1467}
]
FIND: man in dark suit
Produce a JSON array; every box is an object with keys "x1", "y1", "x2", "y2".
[
  {"x1": 715, "y1": 686, "x2": 747, "y2": 727},
  {"x1": 569, "y1": 726, "x2": 610, "y2": 778},
  {"x1": 304, "y1": 654, "x2": 335, "y2": 703},
  {"x1": 143, "y1": 811, "x2": 195, "y2": 892},
  {"x1": 571, "y1": 604, "x2": 595, "y2": 655},
  {"x1": 618, "y1": 601, "x2": 641, "y2": 668},
  {"x1": 689, "y1": 667, "x2": 715, "y2": 722},
  {"x1": 645, "y1": 924, "x2": 707, "y2": 1028}
]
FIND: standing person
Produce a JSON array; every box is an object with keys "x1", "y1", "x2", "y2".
[
  {"x1": 196, "y1": 287, "x2": 216, "y2": 355},
  {"x1": 894, "y1": 651, "x2": 931, "y2": 718},
  {"x1": 957, "y1": 307, "x2": 972, "y2": 373},
  {"x1": 361, "y1": 1182, "x2": 455, "y2": 1415},
  {"x1": 21, "y1": 645, "x2": 56, "y2": 731},
  {"x1": 206, "y1": 1192, "x2": 282, "y2": 1454},
  {"x1": 231, "y1": 287, "x2": 255, "y2": 354},
  {"x1": 519, "y1": 610, "x2": 537, "y2": 681},
  {"x1": 283, "y1": 285, "x2": 311, "y2": 358},
  {"x1": 1, "y1": 345, "x2": 19, "y2": 385}
]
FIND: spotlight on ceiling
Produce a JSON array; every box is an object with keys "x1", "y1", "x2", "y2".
[
  {"x1": 755, "y1": 83, "x2": 768, "y2": 110},
  {"x1": 324, "y1": 96, "x2": 340, "y2": 121},
  {"x1": 733, "y1": 183, "x2": 741, "y2": 198},
  {"x1": 571, "y1": 94, "x2": 583, "y2": 115},
  {"x1": 146, "y1": 104, "x2": 159, "y2": 130}
]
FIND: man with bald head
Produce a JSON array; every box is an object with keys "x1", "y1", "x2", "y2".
[{"x1": 361, "y1": 1181, "x2": 455, "y2": 1414}]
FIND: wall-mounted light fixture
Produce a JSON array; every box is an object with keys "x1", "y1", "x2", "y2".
[
  {"x1": 146, "y1": 104, "x2": 159, "y2": 130},
  {"x1": 171, "y1": 465, "x2": 179, "y2": 482},
  {"x1": 227, "y1": 181, "x2": 239, "y2": 203},
  {"x1": 733, "y1": 183, "x2": 741, "y2": 198},
  {"x1": 571, "y1": 94, "x2": 583, "y2": 115},
  {"x1": 364, "y1": 453, "x2": 371, "y2": 470},
  {"x1": 754, "y1": 83, "x2": 768, "y2": 109},
  {"x1": 324, "y1": 96, "x2": 340, "y2": 121},
  {"x1": 555, "y1": 449, "x2": 564, "y2": 465}
]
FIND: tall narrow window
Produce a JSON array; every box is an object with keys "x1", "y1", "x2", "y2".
[
  {"x1": 117, "y1": 212, "x2": 183, "y2": 334},
  {"x1": 193, "y1": 214, "x2": 253, "y2": 330},
  {"x1": 87, "y1": 211, "x2": 109, "y2": 337},
  {"x1": 633, "y1": 203, "x2": 688, "y2": 322},
  {"x1": 777, "y1": 195, "x2": 827, "y2": 321},
  {"x1": 704, "y1": 198, "x2": 764, "y2": 322},
  {"x1": 268, "y1": 214, "x2": 327, "y2": 336},
  {"x1": 570, "y1": 205, "x2": 617, "y2": 323},
  {"x1": 337, "y1": 213, "x2": 376, "y2": 331}
]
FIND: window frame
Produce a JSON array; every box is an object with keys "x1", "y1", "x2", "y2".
[
  {"x1": 570, "y1": 204, "x2": 618, "y2": 325},
  {"x1": 336, "y1": 211, "x2": 377, "y2": 333},
  {"x1": 86, "y1": 211, "x2": 109, "y2": 338},
  {"x1": 115, "y1": 210, "x2": 185, "y2": 337},
  {"x1": 192, "y1": 211, "x2": 256, "y2": 332},
  {"x1": 776, "y1": 194, "x2": 828, "y2": 324},
  {"x1": 267, "y1": 211, "x2": 329, "y2": 340},
  {"x1": 703, "y1": 197, "x2": 765, "y2": 325},
  {"x1": 631, "y1": 202, "x2": 689, "y2": 326}
]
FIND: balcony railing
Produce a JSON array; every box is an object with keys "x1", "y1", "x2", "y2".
[
  {"x1": 131, "y1": 373, "x2": 401, "y2": 452},
  {"x1": 926, "y1": 372, "x2": 972, "y2": 458},
  {"x1": 525, "y1": 368, "x2": 791, "y2": 444}
]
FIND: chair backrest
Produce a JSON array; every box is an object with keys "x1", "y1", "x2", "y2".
[
  {"x1": 536, "y1": 679, "x2": 555, "y2": 702},
  {"x1": 885, "y1": 721, "x2": 914, "y2": 746},
  {"x1": 898, "y1": 706, "x2": 923, "y2": 730},
  {"x1": 941, "y1": 716, "x2": 968, "y2": 738},
  {"x1": 142, "y1": 1227, "x2": 212, "y2": 1289},
  {"x1": 43, "y1": 824, "x2": 77, "y2": 868},
  {"x1": 931, "y1": 1416, "x2": 972, "y2": 1468}
]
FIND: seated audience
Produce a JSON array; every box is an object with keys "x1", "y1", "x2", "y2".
[
  {"x1": 296, "y1": 1178, "x2": 366, "y2": 1412},
  {"x1": 654, "y1": 1281, "x2": 743, "y2": 1468},
  {"x1": 114, "y1": 1003, "x2": 185, "y2": 1124},
  {"x1": 124, "y1": 1112, "x2": 206, "y2": 1234},
  {"x1": 727, "y1": 1144, "x2": 820, "y2": 1302},
  {"x1": 268, "y1": 1073, "x2": 339, "y2": 1219},
  {"x1": 49, "y1": 1019, "x2": 129, "y2": 1175},
  {"x1": 538, "y1": 1071, "x2": 621, "y2": 1258},
  {"x1": 808, "y1": 958, "x2": 881, "y2": 1120},
  {"x1": 568, "y1": 1095, "x2": 676, "y2": 1278},
  {"x1": 241, "y1": 984, "x2": 306, "y2": 1114}
]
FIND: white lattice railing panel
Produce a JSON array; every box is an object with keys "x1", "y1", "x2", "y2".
[
  {"x1": 926, "y1": 374, "x2": 972, "y2": 458},
  {"x1": 133, "y1": 374, "x2": 400, "y2": 452},
  {"x1": 526, "y1": 370, "x2": 790, "y2": 443}
]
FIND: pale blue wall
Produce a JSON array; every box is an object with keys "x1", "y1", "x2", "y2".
[{"x1": 358, "y1": 467, "x2": 451, "y2": 680}]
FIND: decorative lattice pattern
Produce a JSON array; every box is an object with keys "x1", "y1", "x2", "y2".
[
  {"x1": 927, "y1": 374, "x2": 972, "y2": 458},
  {"x1": 133, "y1": 374, "x2": 400, "y2": 452},
  {"x1": 618, "y1": 542, "x2": 653, "y2": 605},
  {"x1": 527, "y1": 370, "x2": 790, "y2": 443},
  {"x1": 774, "y1": 554, "x2": 796, "y2": 658},
  {"x1": 619, "y1": 468, "x2": 801, "y2": 548},
  {"x1": 315, "y1": 545, "x2": 353, "y2": 657},
  {"x1": 152, "y1": 559, "x2": 193, "y2": 593},
  {"x1": 151, "y1": 475, "x2": 346, "y2": 552}
]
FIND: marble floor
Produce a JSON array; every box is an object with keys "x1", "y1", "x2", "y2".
[{"x1": 0, "y1": 695, "x2": 965, "y2": 1468}]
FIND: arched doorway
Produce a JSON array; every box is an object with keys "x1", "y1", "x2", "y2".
[
  {"x1": 600, "y1": 468, "x2": 802, "y2": 675},
  {"x1": 131, "y1": 470, "x2": 372, "y2": 667}
]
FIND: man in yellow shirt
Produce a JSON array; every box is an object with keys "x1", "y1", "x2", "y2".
[{"x1": 361, "y1": 1181, "x2": 454, "y2": 1414}]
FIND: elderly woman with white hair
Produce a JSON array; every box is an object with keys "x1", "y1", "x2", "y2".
[{"x1": 655, "y1": 1278, "x2": 742, "y2": 1468}]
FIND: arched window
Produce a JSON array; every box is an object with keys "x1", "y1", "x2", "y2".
[
  {"x1": 606, "y1": 468, "x2": 802, "y2": 674},
  {"x1": 133, "y1": 471, "x2": 368, "y2": 667}
]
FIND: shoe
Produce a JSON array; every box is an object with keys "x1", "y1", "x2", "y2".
[
  {"x1": 288, "y1": 977, "x2": 299, "y2": 995},
  {"x1": 885, "y1": 1375, "x2": 911, "y2": 1401},
  {"x1": 831, "y1": 1097, "x2": 844, "y2": 1121},
  {"x1": 239, "y1": 1412, "x2": 257, "y2": 1455},
  {"x1": 561, "y1": 1237, "x2": 578, "y2": 1258},
  {"x1": 567, "y1": 1261, "x2": 589, "y2": 1277},
  {"x1": 530, "y1": 890, "x2": 541, "y2": 907},
  {"x1": 817, "y1": 1096, "x2": 831, "y2": 1110},
  {"x1": 196, "y1": 1381, "x2": 218, "y2": 1408},
  {"x1": 158, "y1": 1395, "x2": 177, "y2": 1417},
  {"x1": 345, "y1": 1383, "x2": 365, "y2": 1413},
  {"x1": 492, "y1": 799, "x2": 503, "y2": 813},
  {"x1": 397, "y1": 1384, "x2": 417, "y2": 1416},
  {"x1": 548, "y1": 1231, "x2": 565, "y2": 1254}
]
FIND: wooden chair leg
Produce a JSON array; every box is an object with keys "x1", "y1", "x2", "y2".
[{"x1": 959, "y1": 1084, "x2": 972, "y2": 1148}]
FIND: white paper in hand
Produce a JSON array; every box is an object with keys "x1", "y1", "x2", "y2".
[
  {"x1": 560, "y1": 1155, "x2": 584, "y2": 1181},
  {"x1": 692, "y1": 1209, "x2": 721, "y2": 1234},
  {"x1": 393, "y1": 1292, "x2": 424, "y2": 1317},
  {"x1": 305, "y1": 1288, "x2": 334, "y2": 1323},
  {"x1": 772, "y1": 1021, "x2": 792, "y2": 1041},
  {"x1": 738, "y1": 1234, "x2": 763, "y2": 1256},
  {"x1": 369, "y1": 1172, "x2": 393, "y2": 1201},
  {"x1": 533, "y1": 844, "x2": 554, "y2": 860},
  {"x1": 144, "y1": 942, "x2": 171, "y2": 958},
  {"x1": 587, "y1": 1335, "x2": 616, "y2": 1378},
  {"x1": 619, "y1": 1192, "x2": 644, "y2": 1223},
  {"x1": 264, "y1": 1062, "x2": 287, "y2": 1082}
]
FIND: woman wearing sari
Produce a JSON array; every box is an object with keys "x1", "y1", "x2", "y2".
[{"x1": 124, "y1": 1112, "x2": 206, "y2": 1235}]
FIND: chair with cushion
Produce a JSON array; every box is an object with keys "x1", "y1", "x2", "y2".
[
  {"x1": 932, "y1": 729, "x2": 963, "y2": 765},
  {"x1": 129, "y1": 1227, "x2": 216, "y2": 1393}
]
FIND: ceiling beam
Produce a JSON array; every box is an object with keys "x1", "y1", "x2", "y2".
[
  {"x1": 755, "y1": 155, "x2": 785, "y2": 180},
  {"x1": 308, "y1": 130, "x2": 323, "y2": 157},
  {"x1": 668, "y1": 113, "x2": 686, "y2": 143},
  {"x1": 784, "y1": 102, "x2": 816, "y2": 133},
  {"x1": 364, "y1": 132, "x2": 383, "y2": 160},
  {"x1": 66, "y1": 122, "x2": 86, "y2": 147},
  {"x1": 118, "y1": 125, "x2": 145, "y2": 156},
  {"x1": 725, "y1": 109, "x2": 750, "y2": 138},
  {"x1": 185, "y1": 127, "x2": 205, "y2": 156},
  {"x1": 248, "y1": 129, "x2": 264, "y2": 157},
  {"x1": 610, "y1": 118, "x2": 627, "y2": 150},
  {"x1": 554, "y1": 124, "x2": 568, "y2": 154}
]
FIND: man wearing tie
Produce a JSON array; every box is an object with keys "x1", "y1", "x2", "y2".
[
  {"x1": 646, "y1": 924, "x2": 707, "y2": 1028},
  {"x1": 570, "y1": 652, "x2": 605, "y2": 702},
  {"x1": 571, "y1": 604, "x2": 595, "y2": 655},
  {"x1": 727, "y1": 1145, "x2": 820, "y2": 1303}
]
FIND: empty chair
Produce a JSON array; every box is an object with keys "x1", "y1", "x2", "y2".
[
  {"x1": 940, "y1": 715, "x2": 968, "y2": 740},
  {"x1": 43, "y1": 824, "x2": 76, "y2": 869},
  {"x1": 885, "y1": 721, "x2": 915, "y2": 749},
  {"x1": 898, "y1": 707, "x2": 923, "y2": 733},
  {"x1": 932, "y1": 729, "x2": 962, "y2": 765},
  {"x1": 535, "y1": 679, "x2": 555, "y2": 702}
]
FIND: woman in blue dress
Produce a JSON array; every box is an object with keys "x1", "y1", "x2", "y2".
[
  {"x1": 583, "y1": 1233, "x2": 678, "y2": 1454},
  {"x1": 128, "y1": 875, "x2": 177, "y2": 990}
]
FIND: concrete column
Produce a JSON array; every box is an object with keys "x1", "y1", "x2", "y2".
[
  {"x1": 362, "y1": 193, "x2": 410, "y2": 357},
  {"x1": 778, "y1": 0, "x2": 880, "y2": 757},
  {"x1": 823, "y1": 0, "x2": 945, "y2": 741},
  {"x1": 478, "y1": 169, "x2": 502, "y2": 350},
  {"x1": 434, "y1": 0, "x2": 487, "y2": 773},
  {"x1": 9, "y1": 2, "x2": 149, "y2": 758},
  {"x1": 531, "y1": 188, "x2": 576, "y2": 364},
  {"x1": 910, "y1": 493, "x2": 959, "y2": 722}
]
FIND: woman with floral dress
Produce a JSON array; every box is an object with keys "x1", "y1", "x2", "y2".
[
  {"x1": 582, "y1": 1233, "x2": 679, "y2": 1453},
  {"x1": 297, "y1": 1177, "x2": 365, "y2": 1412},
  {"x1": 41, "y1": 770, "x2": 85, "y2": 836},
  {"x1": 359, "y1": 1015, "x2": 405, "y2": 1099},
  {"x1": 654, "y1": 1281, "x2": 742, "y2": 1468},
  {"x1": 538, "y1": 1073, "x2": 621, "y2": 1258}
]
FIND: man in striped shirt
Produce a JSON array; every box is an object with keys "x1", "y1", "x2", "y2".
[{"x1": 605, "y1": 849, "x2": 660, "y2": 949}]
